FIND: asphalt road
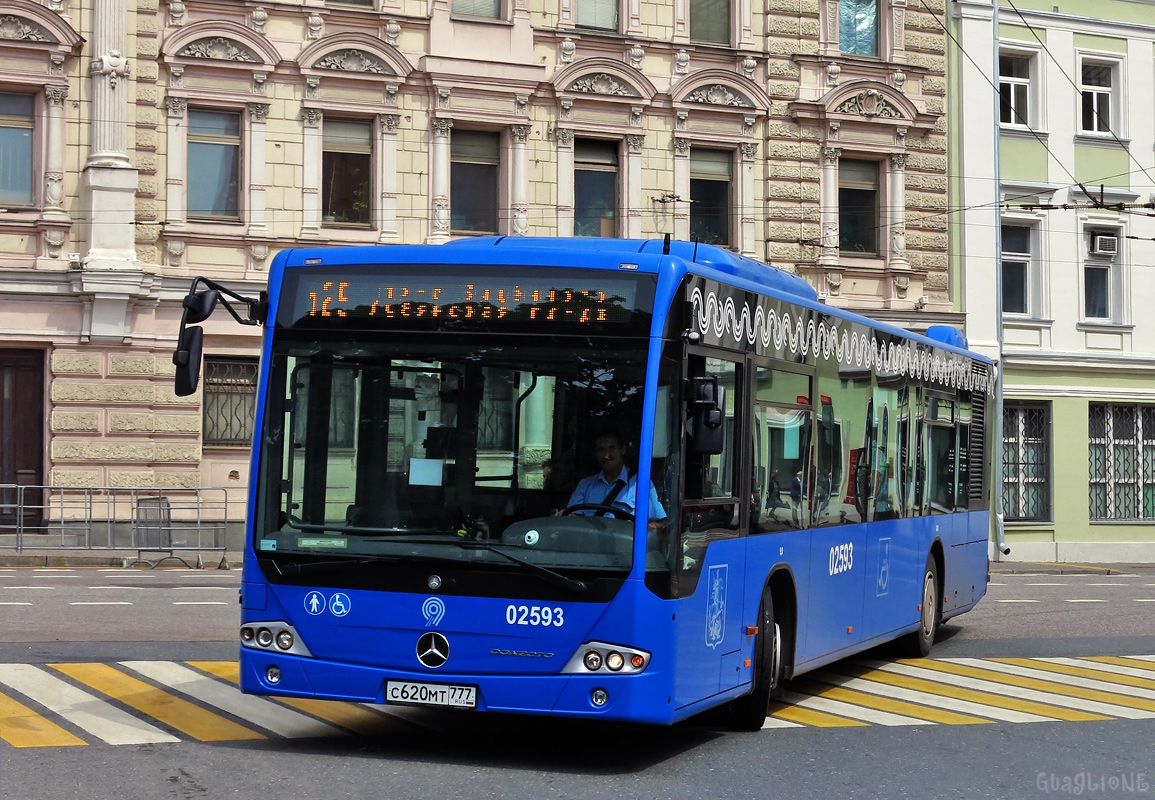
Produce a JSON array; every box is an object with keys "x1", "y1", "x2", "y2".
[{"x1": 0, "y1": 566, "x2": 1153, "y2": 800}]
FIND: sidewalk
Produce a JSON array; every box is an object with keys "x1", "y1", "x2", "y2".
[
  {"x1": 988, "y1": 561, "x2": 1155, "y2": 575},
  {"x1": 0, "y1": 549, "x2": 243, "y2": 569}
]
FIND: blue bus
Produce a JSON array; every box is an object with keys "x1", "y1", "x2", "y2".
[{"x1": 172, "y1": 237, "x2": 994, "y2": 728}]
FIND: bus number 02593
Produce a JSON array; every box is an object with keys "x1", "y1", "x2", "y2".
[
  {"x1": 829, "y1": 543, "x2": 854, "y2": 576},
  {"x1": 505, "y1": 605, "x2": 564, "y2": 627}
]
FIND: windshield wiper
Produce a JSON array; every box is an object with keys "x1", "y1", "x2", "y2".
[
  {"x1": 455, "y1": 541, "x2": 588, "y2": 594},
  {"x1": 264, "y1": 554, "x2": 401, "y2": 575}
]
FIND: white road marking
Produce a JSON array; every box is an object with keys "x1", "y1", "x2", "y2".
[
  {"x1": 1134, "y1": 599, "x2": 1155, "y2": 603},
  {"x1": 32, "y1": 569, "x2": 74, "y2": 572},
  {"x1": 172, "y1": 601, "x2": 229, "y2": 605},
  {"x1": 121, "y1": 661, "x2": 344, "y2": 739},
  {"x1": 0, "y1": 663, "x2": 178, "y2": 745},
  {"x1": 0, "y1": 602, "x2": 33, "y2": 606},
  {"x1": 865, "y1": 661, "x2": 1155, "y2": 720},
  {"x1": 987, "y1": 582, "x2": 1006, "y2": 586},
  {"x1": 1042, "y1": 658, "x2": 1155, "y2": 681},
  {"x1": 1086, "y1": 583, "x2": 1129, "y2": 587},
  {"x1": 779, "y1": 690, "x2": 933, "y2": 726},
  {"x1": 1064, "y1": 599, "x2": 1108, "y2": 603},
  {"x1": 761, "y1": 716, "x2": 804, "y2": 729},
  {"x1": 2, "y1": 586, "x2": 54, "y2": 590}
]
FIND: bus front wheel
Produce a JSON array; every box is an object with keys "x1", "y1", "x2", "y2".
[
  {"x1": 727, "y1": 588, "x2": 783, "y2": 731},
  {"x1": 901, "y1": 556, "x2": 940, "y2": 657}
]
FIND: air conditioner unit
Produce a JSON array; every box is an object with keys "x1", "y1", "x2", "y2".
[{"x1": 1091, "y1": 234, "x2": 1118, "y2": 256}]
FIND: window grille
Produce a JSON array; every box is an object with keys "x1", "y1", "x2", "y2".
[
  {"x1": 1088, "y1": 404, "x2": 1155, "y2": 520},
  {"x1": 203, "y1": 359, "x2": 258, "y2": 446}
]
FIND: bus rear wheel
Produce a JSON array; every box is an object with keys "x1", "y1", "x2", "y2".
[
  {"x1": 901, "y1": 556, "x2": 940, "y2": 658},
  {"x1": 727, "y1": 589, "x2": 783, "y2": 731}
]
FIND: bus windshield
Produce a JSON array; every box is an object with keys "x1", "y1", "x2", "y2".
[{"x1": 254, "y1": 333, "x2": 654, "y2": 582}]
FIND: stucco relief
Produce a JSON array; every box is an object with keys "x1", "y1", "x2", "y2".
[
  {"x1": 566, "y1": 73, "x2": 639, "y2": 97},
  {"x1": 684, "y1": 84, "x2": 752, "y2": 108},
  {"x1": 833, "y1": 89, "x2": 901, "y2": 119},
  {"x1": 314, "y1": 49, "x2": 390, "y2": 74},
  {"x1": 0, "y1": 15, "x2": 53, "y2": 42},
  {"x1": 178, "y1": 37, "x2": 260, "y2": 62}
]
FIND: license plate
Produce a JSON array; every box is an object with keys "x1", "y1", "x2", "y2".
[{"x1": 385, "y1": 681, "x2": 477, "y2": 709}]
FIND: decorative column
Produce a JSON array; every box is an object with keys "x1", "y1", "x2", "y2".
[
  {"x1": 556, "y1": 128, "x2": 575, "y2": 236},
  {"x1": 164, "y1": 97, "x2": 187, "y2": 230},
  {"x1": 739, "y1": 142, "x2": 758, "y2": 256},
  {"x1": 819, "y1": 146, "x2": 841, "y2": 267},
  {"x1": 509, "y1": 124, "x2": 530, "y2": 236},
  {"x1": 673, "y1": 137, "x2": 690, "y2": 241},
  {"x1": 43, "y1": 86, "x2": 68, "y2": 216},
  {"x1": 377, "y1": 113, "x2": 401, "y2": 243},
  {"x1": 300, "y1": 108, "x2": 323, "y2": 238},
  {"x1": 247, "y1": 103, "x2": 270, "y2": 238},
  {"x1": 624, "y1": 134, "x2": 644, "y2": 239},
  {"x1": 428, "y1": 118, "x2": 452, "y2": 244},
  {"x1": 888, "y1": 152, "x2": 909, "y2": 272}
]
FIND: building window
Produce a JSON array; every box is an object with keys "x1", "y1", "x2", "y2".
[
  {"x1": 188, "y1": 109, "x2": 241, "y2": 220},
  {"x1": 453, "y1": 0, "x2": 500, "y2": 17},
  {"x1": 577, "y1": 0, "x2": 617, "y2": 30},
  {"x1": 1002, "y1": 403, "x2": 1049, "y2": 521},
  {"x1": 1089, "y1": 404, "x2": 1155, "y2": 521},
  {"x1": 574, "y1": 139, "x2": 618, "y2": 238},
  {"x1": 839, "y1": 159, "x2": 879, "y2": 255},
  {"x1": 1080, "y1": 62, "x2": 1114, "y2": 134},
  {"x1": 840, "y1": 0, "x2": 878, "y2": 56},
  {"x1": 203, "y1": 359, "x2": 258, "y2": 446},
  {"x1": 1084, "y1": 264, "x2": 1110, "y2": 319},
  {"x1": 322, "y1": 118, "x2": 372, "y2": 226},
  {"x1": 689, "y1": 149, "x2": 731, "y2": 246},
  {"x1": 450, "y1": 131, "x2": 499, "y2": 235},
  {"x1": 1001, "y1": 225, "x2": 1031, "y2": 314},
  {"x1": 999, "y1": 54, "x2": 1031, "y2": 126},
  {"x1": 690, "y1": 0, "x2": 730, "y2": 44},
  {"x1": 0, "y1": 93, "x2": 34, "y2": 206}
]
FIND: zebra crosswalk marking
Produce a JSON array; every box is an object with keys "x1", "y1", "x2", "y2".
[
  {"x1": 50, "y1": 663, "x2": 265, "y2": 743},
  {"x1": 897, "y1": 659, "x2": 1155, "y2": 718},
  {"x1": 779, "y1": 689, "x2": 933, "y2": 726},
  {"x1": 189, "y1": 661, "x2": 403, "y2": 737},
  {"x1": 767, "y1": 701, "x2": 869, "y2": 727},
  {"x1": 121, "y1": 661, "x2": 343, "y2": 740},
  {"x1": 1085, "y1": 656, "x2": 1155, "y2": 674},
  {"x1": 792, "y1": 677, "x2": 994, "y2": 725},
  {"x1": 950, "y1": 658, "x2": 1155, "y2": 702},
  {"x1": 1044, "y1": 657, "x2": 1155, "y2": 684},
  {"x1": 0, "y1": 664, "x2": 178, "y2": 745},
  {"x1": 1001, "y1": 658, "x2": 1155, "y2": 691},
  {"x1": 0, "y1": 691, "x2": 86, "y2": 748}
]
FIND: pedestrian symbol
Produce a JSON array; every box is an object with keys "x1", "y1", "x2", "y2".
[
  {"x1": 304, "y1": 591, "x2": 326, "y2": 616},
  {"x1": 329, "y1": 592, "x2": 351, "y2": 617}
]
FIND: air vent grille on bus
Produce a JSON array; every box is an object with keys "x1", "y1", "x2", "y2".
[{"x1": 968, "y1": 364, "x2": 988, "y2": 501}]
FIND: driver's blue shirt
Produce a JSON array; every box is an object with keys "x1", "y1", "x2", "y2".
[{"x1": 567, "y1": 466, "x2": 667, "y2": 520}]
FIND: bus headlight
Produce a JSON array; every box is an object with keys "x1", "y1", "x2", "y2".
[
  {"x1": 562, "y1": 642, "x2": 650, "y2": 674},
  {"x1": 275, "y1": 631, "x2": 294, "y2": 650},
  {"x1": 256, "y1": 628, "x2": 274, "y2": 647},
  {"x1": 240, "y1": 621, "x2": 312, "y2": 657}
]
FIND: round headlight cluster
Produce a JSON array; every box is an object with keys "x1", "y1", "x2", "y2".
[{"x1": 241, "y1": 625, "x2": 298, "y2": 652}]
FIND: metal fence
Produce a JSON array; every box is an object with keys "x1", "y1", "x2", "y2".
[{"x1": 0, "y1": 485, "x2": 231, "y2": 566}]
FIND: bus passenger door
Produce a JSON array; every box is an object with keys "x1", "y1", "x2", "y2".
[{"x1": 672, "y1": 354, "x2": 746, "y2": 707}]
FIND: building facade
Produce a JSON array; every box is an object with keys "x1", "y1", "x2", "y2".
[
  {"x1": 952, "y1": 0, "x2": 1155, "y2": 561},
  {"x1": 0, "y1": 0, "x2": 949, "y2": 520}
]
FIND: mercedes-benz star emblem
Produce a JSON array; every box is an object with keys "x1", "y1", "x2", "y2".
[{"x1": 416, "y1": 631, "x2": 450, "y2": 669}]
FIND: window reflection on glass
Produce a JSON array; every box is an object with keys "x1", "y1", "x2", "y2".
[
  {"x1": 574, "y1": 139, "x2": 618, "y2": 238},
  {"x1": 999, "y1": 55, "x2": 1031, "y2": 125},
  {"x1": 188, "y1": 109, "x2": 241, "y2": 219},
  {"x1": 451, "y1": 131, "x2": 499, "y2": 234},
  {"x1": 1084, "y1": 265, "x2": 1109, "y2": 319},
  {"x1": 322, "y1": 118, "x2": 372, "y2": 226},
  {"x1": 1080, "y1": 63, "x2": 1113, "y2": 133},
  {"x1": 690, "y1": 0, "x2": 730, "y2": 44},
  {"x1": 839, "y1": 159, "x2": 879, "y2": 254},
  {"x1": 839, "y1": 0, "x2": 878, "y2": 56},
  {"x1": 577, "y1": 0, "x2": 617, "y2": 30},
  {"x1": 1001, "y1": 225, "x2": 1031, "y2": 315},
  {"x1": 0, "y1": 93, "x2": 34, "y2": 205},
  {"x1": 690, "y1": 149, "x2": 731, "y2": 247}
]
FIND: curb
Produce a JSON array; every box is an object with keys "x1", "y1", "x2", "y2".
[{"x1": 989, "y1": 562, "x2": 1127, "y2": 575}]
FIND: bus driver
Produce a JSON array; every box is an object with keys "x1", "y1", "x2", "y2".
[{"x1": 565, "y1": 430, "x2": 667, "y2": 527}]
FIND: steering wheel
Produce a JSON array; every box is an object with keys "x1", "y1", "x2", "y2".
[{"x1": 561, "y1": 504, "x2": 635, "y2": 521}]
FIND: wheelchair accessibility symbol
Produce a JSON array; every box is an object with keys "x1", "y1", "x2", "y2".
[
  {"x1": 328, "y1": 592, "x2": 352, "y2": 617},
  {"x1": 876, "y1": 538, "x2": 891, "y2": 597}
]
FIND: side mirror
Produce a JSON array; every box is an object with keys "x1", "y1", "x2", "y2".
[
  {"x1": 173, "y1": 325, "x2": 204, "y2": 397},
  {"x1": 182, "y1": 289, "x2": 220, "y2": 324},
  {"x1": 690, "y1": 378, "x2": 726, "y2": 454}
]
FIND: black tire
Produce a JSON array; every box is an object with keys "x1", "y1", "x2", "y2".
[
  {"x1": 727, "y1": 589, "x2": 784, "y2": 731},
  {"x1": 901, "y1": 556, "x2": 940, "y2": 658}
]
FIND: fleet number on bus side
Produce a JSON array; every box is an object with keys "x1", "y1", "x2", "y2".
[
  {"x1": 829, "y1": 543, "x2": 854, "y2": 575},
  {"x1": 505, "y1": 605, "x2": 565, "y2": 627}
]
